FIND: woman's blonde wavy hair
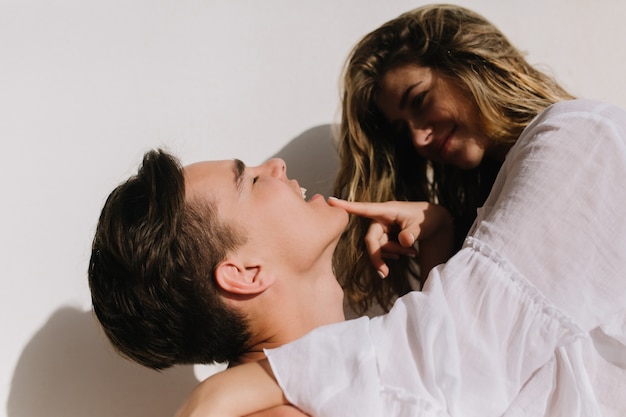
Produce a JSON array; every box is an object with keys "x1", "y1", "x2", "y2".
[{"x1": 334, "y1": 4, "x2": 574, "y2": 314}]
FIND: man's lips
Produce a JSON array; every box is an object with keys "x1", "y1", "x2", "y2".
[{"x1": 289, "y1": 179, "x2": 309, "y2": 200}]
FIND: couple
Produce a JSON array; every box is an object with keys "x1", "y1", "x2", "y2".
[{"x1": 89, "y1": 4, "x2": 626, "y2": 417}]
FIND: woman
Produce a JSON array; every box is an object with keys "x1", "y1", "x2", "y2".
[{"x1": 334, "y1": 4, "x2": 574, "y2": 314}]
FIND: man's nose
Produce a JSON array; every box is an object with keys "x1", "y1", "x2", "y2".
[{"x1": 264, "y1": 158, "x2": 287, "y2": 178}]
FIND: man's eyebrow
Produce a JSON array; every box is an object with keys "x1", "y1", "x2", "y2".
[{"x1": 233, "y1": 158, "x2": 245, "y2": 193}]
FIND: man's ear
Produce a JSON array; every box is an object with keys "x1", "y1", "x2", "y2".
[{"x1": 214, "y1": 257, "x2": 275, "y2": 295}]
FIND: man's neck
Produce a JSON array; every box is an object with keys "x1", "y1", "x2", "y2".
[{"x1": 231, "y1": 261, "x2": 346, "y2": 365}]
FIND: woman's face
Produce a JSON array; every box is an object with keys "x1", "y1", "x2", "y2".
[{"x1": 375, "y1": 64, "x2": 491, "y2": 169}]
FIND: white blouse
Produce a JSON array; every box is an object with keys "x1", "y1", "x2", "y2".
[{"x1": 265, "y1": 100, "x2": 626, "y2": 417}]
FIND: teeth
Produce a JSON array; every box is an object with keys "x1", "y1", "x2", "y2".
[{"x1": 300, "y1": 187, "x2": 307, "y2": 200}]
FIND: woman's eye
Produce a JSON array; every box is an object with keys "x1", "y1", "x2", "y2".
[{"x1": 411, "y1": 92, "x2": 426, "y2": 110}]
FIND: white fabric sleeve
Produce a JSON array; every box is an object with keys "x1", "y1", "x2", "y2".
[
  {"x1": 265, "y1": 317, "x2": 385, "y2": 417},
  {"x1": 372, "y1": 240, "x2": 584, "y2": 417}
]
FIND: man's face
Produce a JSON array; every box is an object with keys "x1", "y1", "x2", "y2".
[{"x1": 183, "y1": 158, "x2": 349, "y2": 273}]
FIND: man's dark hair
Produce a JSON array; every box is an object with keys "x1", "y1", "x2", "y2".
[{"x1": 88, "y1": 149, "x2": 250, "y2": 370}]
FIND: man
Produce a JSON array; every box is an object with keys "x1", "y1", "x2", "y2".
[{"x1": 89, "y1": 149, "x2": 356, "y2": 416}]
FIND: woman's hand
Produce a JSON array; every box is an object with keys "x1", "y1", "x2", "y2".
[{"x1": 328, "y1": 198, "x2": 454, "y2": 279}]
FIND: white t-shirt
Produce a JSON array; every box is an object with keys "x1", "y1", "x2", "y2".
[{"x1": 265, "y1": 100, "x2": 626, "y2": 417}]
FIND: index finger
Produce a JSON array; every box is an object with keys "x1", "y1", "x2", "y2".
[{"x1": 328, "y1": 197, "x2": 398, "y2": 220}]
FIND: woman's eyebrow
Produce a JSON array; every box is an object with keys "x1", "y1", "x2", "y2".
[{"x1": 233, "y1": 158, "x2": 246, "y2": 194}]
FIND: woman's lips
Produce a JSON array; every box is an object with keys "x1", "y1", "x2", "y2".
[{"x1": 435, "y1": 126, "x2": 456, "y2": 161}]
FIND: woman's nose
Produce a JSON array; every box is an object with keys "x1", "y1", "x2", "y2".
[{"x1": 410, "y1": 126, "x2": 433, "y2": 148}]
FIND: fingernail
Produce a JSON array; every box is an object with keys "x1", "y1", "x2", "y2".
[
  {"x1": 377, "y1": 270, "x2": 386, "y2": 279},
  {"x1": 408, "y1": 233, "x2": 416, "y2": 244},
  {"x1": 328, "y1": 196, "x2": 339, "y2": 200}
]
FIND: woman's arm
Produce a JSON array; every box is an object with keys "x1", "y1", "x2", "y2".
[
  {"x1": 175, "y1": 359, "x2": 289, "y2": 417},
  {"x1": 245, "y1": 405, "x2": 308, "y2": 417}
]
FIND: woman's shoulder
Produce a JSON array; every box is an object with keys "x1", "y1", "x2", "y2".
[
  {"x1": 533, "y1": 98, "x2": 626, "y2": 127},
  {"x1": 515, "y1": 99, "x2": 626, "y2": 152},
  {"x1": 499, "y1": 98, "x2": 626, "y2": 189}
]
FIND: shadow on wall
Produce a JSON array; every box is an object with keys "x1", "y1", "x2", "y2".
[
  {"x1": 7, "y1": 307, "x2": 199, "y2": 417},
  {"x1": 270, "y1": 124, "x2": 340, "y2": 198}
]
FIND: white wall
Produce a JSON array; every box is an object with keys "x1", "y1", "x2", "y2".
[{"x1": 2, "y1": 1, "x2": 624, "y2": 416}]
